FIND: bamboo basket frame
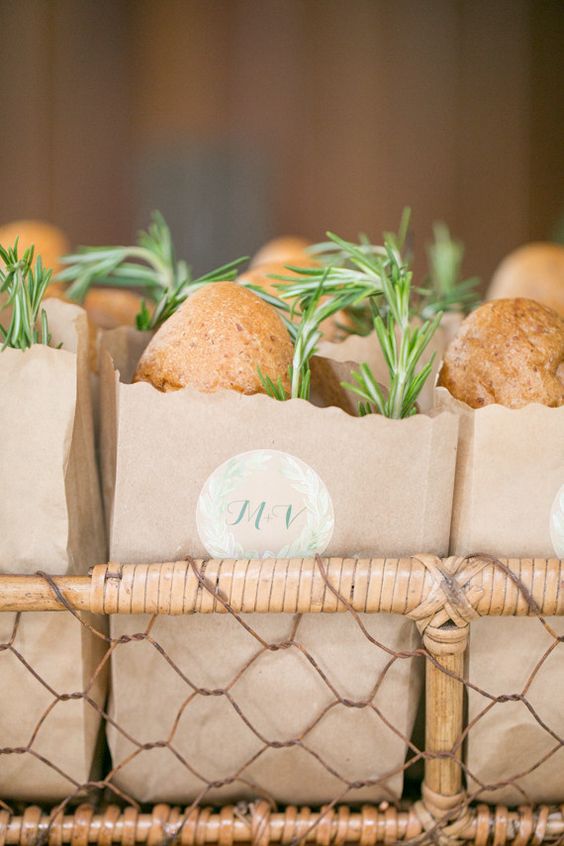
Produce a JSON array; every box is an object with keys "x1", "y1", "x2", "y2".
[{"x1": 1, "y1": 554, "x2": 563, "y2": 846}]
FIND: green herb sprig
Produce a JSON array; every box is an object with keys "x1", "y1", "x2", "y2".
[
  {"x1": 59, "y1": 211, "x2": 248, "y2": 331},
  {"x1": 269, "y1": 209, "x2": 412, "y2": 324},
  {"x1": 419, "y1": 222, "x2": 480, "y2": 317},
  {"x1": 342, "y1": 241, "x2": 442, "y2": 418},
  {"x1": 263, "y1": 211, "x2": 442, "y2": 417},
  {"x1": 0, "y1": 242, "x2": 53, "y2": 350},
  {"x1": 259, "y1": 269, "x2": 358, "y2": 401}
]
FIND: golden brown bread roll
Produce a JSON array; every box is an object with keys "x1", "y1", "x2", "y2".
[
  {"x1": 237, "y1": 261, "x2": 351, "y2": 343},
  {"x1": 0, "y1": 219, "x2": 70, "y2": 275},
  {"x1": 82, "y1": 287, "x2": 144, "y2": 329},
  {"x1": 488, "y1": 243, "x2": 564, "y2": 316},
  {"x1": 134, "y1": 281, "x2": 293, "y2": 394},
  {"x1": 238, "y1": 262, "x2": 291, "y2": 298},
  {"x1": 238, "y1": 259, "x2": 320, "y2": 297},
  {"x1": 251, "y1": 235, "x2": 312, "y2": 268},
  {"x1": 438, "y1": 298, "x2": 564, "y2": 409},
  {"x1": 44, "y1": 282, "x2": 67, "y2": 300}
]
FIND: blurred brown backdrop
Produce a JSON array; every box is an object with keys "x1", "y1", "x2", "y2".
[{"x1": 0, "y1": 0, "x2": 563, "y2": 283}]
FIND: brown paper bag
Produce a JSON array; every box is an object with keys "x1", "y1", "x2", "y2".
[
  {"x1": 100, "y1": 329, "x2": 459, "y2": 804},
  {"x1": 435, "y1": 387, "x2": 564, "y2": 804},
  {"x1": 464, "y1": 615, "x2": 564, "y2": 805},
  {"x1": 107, "y1": 611, "x2": 422, "y2": 805},
  {"x1": 436, "y1": 388, "x2": 564, "y2": 558},
  {"x1": 0, "y1": 299, "x2": 107, "y2": 800}
]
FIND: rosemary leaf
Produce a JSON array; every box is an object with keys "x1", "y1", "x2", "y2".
[
  {"x1": 0, "y1": 243, "x2": 53, "y2": 350},
  {"x1": 60, "y1": 211, "x2": 248, "y2": 331},
  {"x1": 257, "y1": 367, "x2": 289, "y2": 401},
  {"x1": 421, "y1": 222, "x2": 480, "y2": 316},
  {"x1": 258, "y1": 210, "x2": 441, "y2": 415},
  {"x1": 330, "y1": 216, "x2": 442, "y2": 418}
]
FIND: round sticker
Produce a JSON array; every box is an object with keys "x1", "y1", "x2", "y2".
[
  {"x1": 196, "y1": 449, "x2": 334, "y2": 559},
  {"x1": 550, "y1": 484, "x2": 564, "y2": 558}
]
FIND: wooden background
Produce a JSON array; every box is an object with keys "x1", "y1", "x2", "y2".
[{"x1": 0, "y1": 0, "x2": 563, "y2": 285}]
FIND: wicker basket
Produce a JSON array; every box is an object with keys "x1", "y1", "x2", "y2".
[{"x1": 1, "y1": 554, "x2": 563, "y2": 845}]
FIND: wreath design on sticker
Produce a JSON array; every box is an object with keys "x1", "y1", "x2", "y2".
[
  {"x1": 276, "y1": 454, "x2": 334, "y2": 558},
  {"x1": 197, "y1": 451, "x2": 271, "y2": 558},
  {"x1": 550, "y1": 483, "x2": 564, "y2": 558},
  {"x1": 196, "y1": 450, "x2": 335, "y2": 559}
]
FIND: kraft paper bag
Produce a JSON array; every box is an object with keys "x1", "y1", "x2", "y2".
[
  {"x1": 107, "y1": 611, "x2": 422, "y2": 805},
  {"x1": 100, "y1": 329, "x2": 459, "y2": 804},
  {"x1": 0, "y1": 299, "x2": 107, "y2": 800},
  {"x1": 435, "y1": 387, "x2": 564, "y2": 804},
  {"x1": 464, "y1": 615, "x2": 564, "y2": 805},
  {"x1": 436, "y1": 388, "x2": 564, "y2": 559}
]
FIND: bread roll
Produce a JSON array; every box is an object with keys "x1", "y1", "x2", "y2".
[
  {"x1": 438, "y1": 298, "x2": 564, "y2": 409},
  {"x1": 80, "y1": 289, "x2": 145, "y2": 373},
  {"x1": 83, "y1": 287, "x2": 144, "y2": 329},
  {"x1": 238, "y1": 259, "x2": 319, "y2": 296},
  {"x1": 251, "y1": 236, "x2": 312, "y2": 269},
  {"x1": 488, "y1": 243, "x2": 564, "y2": 316},
  {"x1": 44, "y1": 282, "x2": 67, "y2": 300},
  {"x1": 0, "y1": 220, "x2": 69, "y2": 275},
  {"x1": 238, "y1": 262, "x2": 289, "y2": 298},
  {"x1": 238, "y1": 262, "x2": 351, "y2": 343},
  {"x1": 134, "y1": 281, "x2": 293, "y2": 394}
]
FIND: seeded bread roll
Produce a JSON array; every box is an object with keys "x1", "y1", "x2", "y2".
[
  {"x1": 251, "y1": 236, "x2": 312, "y2": 268},
  {"x1": 134, "y1": 281, "x2": 293, "y2": 394},
  {"x1": 488, "y1": 243, "x2": 564, "y2": 316},
  {"x1": 438, "y1": 298, "x2": 564, "y2": 409}
]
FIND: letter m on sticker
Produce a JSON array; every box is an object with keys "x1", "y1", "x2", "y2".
[{"x1": 228, "y1": 500, "x2": 266, "y2": 530}]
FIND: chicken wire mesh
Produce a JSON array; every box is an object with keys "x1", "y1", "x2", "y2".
[{"x1": 0, "y1": 555, "x2": 563, "y2": 846}]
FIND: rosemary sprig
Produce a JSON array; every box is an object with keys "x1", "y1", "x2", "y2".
[
  {"x1": 260, "y1": 210, "x2": 441, "y2": 414},
  {"x1": 0, "y1": 241, "x2": 53, "y2": 350},
  {"x1": 307, "y1": 231, "x2": 387, "y2": 264},
  {"x1": 419, "y1": 222, "x2": 480, "y2": 317},
  {"x1": 59, "y1": 211, "x2": 248, "y2": 331},
  {"x1": 341, "y1": 239, "x2": 442, "y2": 418},
  {"x1": 270, "y1": 208, "x2": 412, "y2": 316},
  {"x1": 333, "y1": 301, "x2": 375, "y2": 339},
  {"x1": 259, "y1": 270, "x2": 358, "y2": 401},
  {"x1": 257, "y1": 369, "x2": 289, "y2": 401},
  {"x1": 137, "y1": 256, "x2": 252, "y2": 331},
  {"x1": 271, "y1": 252, "x2": 384, "y2": 306}
]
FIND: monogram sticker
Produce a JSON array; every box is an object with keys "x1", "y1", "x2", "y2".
[
  {"x1": 550, "y1": 484, "x2": 564, "y2": 558},
  {"x1": 196, "y1": 450, "x2": 334, "y2": 559}
]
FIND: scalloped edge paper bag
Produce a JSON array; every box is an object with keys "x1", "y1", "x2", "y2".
[
  {"x1": 99, "y1": 328, "x2": 459, "y2": 805},
  {"x1": 435, "y1": 386, "x2": 564, "y2": 804},
  {"x1": 0, "y1": 300, "x2": 107, "y2": 800}
]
